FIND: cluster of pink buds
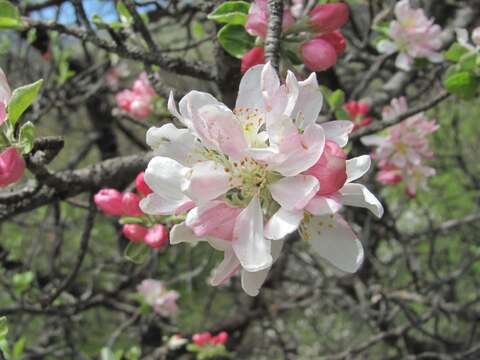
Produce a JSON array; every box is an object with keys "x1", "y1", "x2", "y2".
[
  {"x1": 94, "y1": 172, "x2": 168, "y2": 248},
  {"x1": 344, "y1": 101, "x2": 372, "y2": 131},
  {"x1": 115, "y1": 73, "x2": 156, "y2": 120},
  {"x1": 361, "y1": 97, "x2": 439, "y2": 197},
  {"x1": 242, "y1": 1, "x2": 349, "y2": 72},
  {"x1": 192, "y1": 331, "x2": 229, "y2": 347},
  {"x1": 0, "y1": 68, "x2": 25, "y2": 188}
]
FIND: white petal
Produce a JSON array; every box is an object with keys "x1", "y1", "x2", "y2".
[
  {"x1": 283, "y1": 70, "x2": 300, "y2": 117},
  {"x1": 346, "y1": 155, "x2": 371, "y2": 183},
  {"x1": 264, "y1": 208, "x2": 303, "y2": 240},
  {"x1": 140, "y1": 193, "x2": 190, "y2": 215},
  {"x1": 305, "y1": 195, "x2": 343, "y2": 216},
  {"x1": 144, "y1": 156, "x2": 189, "y2": 200},
  {"x1": 0, "y1": 67, "x2": 11, "y2": 103},
  {"x1": 291, "y1": 72, "x2": 323, "y2": 129},
  {"x1": 232, "y1": 195, "x2": 272, "y2": 272},
  {"x1": 146, "y1": 124, "x2": 199, "y2": 165},
  {"x1": 395, "y1": 52, "x2": 412, "y2": 71},
  {"x1": 305, "y1": 214, "x2": 364, "y2": 273},
  {"x1": 170, "y1": 222, "x2": 204, "y2": 245},
  {"x1": 321, "y1": 120, "x2": 353, "y2": 147},
  {"x1": 210, "y1": 247, "x2": 241, "y2": 286},
  {"x1": 236, "y1": 64, "x2": 265, "y2": 111},
  {"x1": 339, "y1": 183, "x2": 384, "y2": 218},
  {"x1": 241, "y1": 240, "x2": 284, "y2": 296},
  {"x1": 261, "y1": 62, "x2": 280, "y2": 105},
  {"x1": 182, "y1": 161, "x2": 231, "y2": 203},
  {"x1": 268, "y1": 175, "x2": 319, "y2": 211},
  {"x1": 360, "y1": 135, "x2": 386, "y2": 147},
  {"x1": 377, "y1": 40, "x2": 397, "y2": 54}
]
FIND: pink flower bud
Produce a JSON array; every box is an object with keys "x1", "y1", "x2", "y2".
[
  {"x1": 245, "y1": 0, "x2": 295, "y2": 39},
  {"x1": 0, "y1": 147, "x2": 25, "y2": 187},
  {"x1": 356, "y1": 102, "x2": 369, "y2": 115},
  {"x1": 122, "y1": 224, "x2": 148, "y2": 243},
  {"x1": 301, "y1": 38, "x2": 338, "y2": 71},
  {"x1": 304, "y1": 140, "x2": 347, "y2": 196},
  {"x1": 122, "y1": 192, "x2": 143, "y2": 216},
  {"x1": 116, "y1": 90, "x2": 135, "y2": 112},
  {"x1": 144, "y1": 225, "x2": 168, "y2": 249},
  {"x1": 473, "y1": 27, "x2": 480, "y2": 46},
  {"x1": 241, "y1": 47, "x2": 265, "y2": 73},
  {"x1": 309, "y1": 3, "x2": 349, "y2": 33},
  {"x1": 192, "y1": 332, "x2": 212, "y2": 347},
  {"x1": 211, "y1": 331, "x2": 229, "y2": 345},
  {"x1": 317, "y1": 31, "x2": 346, "y2": 55},
  {"x1": 129, "y1": 99, "x2": 151, "y2": 120},
  {"x1": 135, "y1": 171, "x2": 153, "y2": 195},
  {"x1": 132, "y1": 73, "x2": 156, "y2": 97},
  {"x1": 94, "y1": 189, "x2": 124, "y2": 216}
]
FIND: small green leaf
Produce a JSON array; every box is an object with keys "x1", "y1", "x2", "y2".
[
  {"x1": 0, "y1": 0, "x2": 21, "y2": 30},
  {"x1": 443, "y1": 71, "x2": 478, "y2": 98},
  {"x1": 335, "y1": 108, "x2": 350, "y2": 120},
  {"x1": 328, "y1": 89, "x2": 345, "y2": 110},
  {"x1": 12, "y1": 271, "x2": 34, "y2": 294},
  {"x1": 100, "y1": 347, "x2": 116, "y2": 360},
  {"x1": 208, "y1": 1, "x2": 250, "y2": 25},
  {"x1": 217, "y1": 24, "x2": 255, "y2": 59},
  {"x1": 7, "y1": 79, "x2": 43, "y2": 126},
  {"x1": 12, "y1": 337, "x2": 25, "y2": 360},
  {"x1": 444, "y1": 43, "x2": 470, "y2": 63},
  {"x1": 192, "y1": 21, "x2": 205, "y2": 40},
  {"x1": 0, "y1": 317, "x2": 8, "y2": 339},
  {"x1": 18, "y1": 121, "x2": 35, "y2": 154},
  {"x1": 124, "y1": 242, "x2": 150, "y2": 264},
  {"x1": 116, "y1": 2, "x2": 132, "y2": 23}
]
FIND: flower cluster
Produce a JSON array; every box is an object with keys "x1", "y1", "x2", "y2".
[
  {"x1": 192, "y1": 332, "x2": 228, "y2": 347},
  {"x1": 140, "y1": 63, "x2": 383, "y2": 296},
  {"x1": 0, "y1": 68, "x2": 25, "y2": 188},
  {"x1": 137, "y1": 279, "x2": 179, "y2": 317},
  {"x1": 241, "y1": 1, "x2": 349, "y2": 72},
  {"x1": 361, "y1": 97, "x2": 438, "y2": 197},
  {"x1": 94, "y1": 172, "x2": 169, "y2": 248},
  {"x1": 377, "y1": 0, "x2": 442, "y2": 71},
  {"x1": 344, "y1": 101, "x2": 372, "y2": 131},
  {"x1": 116, "y1": 73, "x2": 156, "y2": 120}
]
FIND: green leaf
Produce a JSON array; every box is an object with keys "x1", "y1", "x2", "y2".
[
  {"x1": 12, "y1": 337, "x2": 25, "y2": 360},
  {"x1": 7, "y1": 79, "x2": 43, "y2": 126},
  {"x1": 0, "y1": 317, "x2": 8, "y2": 339},
  {"x1": 116, "y1": 2, "x2": 132, "y2": 23},
  {"x1": 0, "y1": 0, "x2": 21, "y2": 30},
  {"x1": 100, "y1": 347, "x2": 116, "y2": 360},
  {"x1": 124, "y1": 242, "x2": 150, "y2": 264},
  {"x1": 18, "y1": 121, "x2": 35, "y2": 154},
  {"x1": 217, "y1": 24, "x2": 255, "y2": 59},
  {"x1": 443, "y1": 71, "x2": 478, "y2": 98},
  {"x1": 12, "y1": 271, "x2": 34, "y2": 294},
  {"x1": 328, "y1": 89, "x2": 345, "y2": 110},
  {"x1": 208, "y1": 1, "x2": 250, "y2": 25},
  {"x1": 192, "y1": 21, "x2": 205, "y2": 40},
  {"x1": 335, "y1": 108, "x2": 350, "y2": 120},
  {"x1": 444, "y1": 43, "x2": 470, "y2": 63}
]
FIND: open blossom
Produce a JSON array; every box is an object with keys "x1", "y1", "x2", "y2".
[
  {"x1": 0, "y1": 67, "x2": 11, "y2": 125},
  {"x1": 140, "y1": 63, "x2": 383, "y2": 296},
  {"x1": 377, "y1": 0, "x2": 442, "y2": 71},
  {"x1": 115, "y1": 73, "x2": 156, "y2": 120},
  {"x1": 361, "y1": 97, "x2": 438, "y2": 197},
  {"x1": 137, "y1": 279, "x2": 179, "y2": 317},
  {"x1": 344, "y1": 101, "x2": 372, "y2": 131},
  {"x1": 0, "y1": 147, "x2": 25, "y2": 187},
  {"x1": 456, "y1": 27, "x2": 480, "y2": 52}
]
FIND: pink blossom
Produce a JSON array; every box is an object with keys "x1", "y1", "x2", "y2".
[
  {"x1": 377, "y1": 0, "x2": 442, "y2": 71},
  {"x1": 241, "y1": 47, "x2": 265, "y2": 73},
  {"x1": 245, "y1": 0, "x2": 295, "y2": 39},
  {"x1": 123, "y1": 224, "x2": 148, "y2": 242},
  {"x1": 302, "y1": 37, "x2": 338, "y2": 71},
  {"x1": 94, "y1": 189, "x2": 124, "y2": 216},
  {"x1": 304, "y1": 140, "x2": 347, "y2": 196},
  {"x1": 308, "y1": 3, "x2": 349, "y2": 34},
  {"x1": 345, "y1": 101, "x2": 372, "y2": 131},
  {"x1": 137, "y1": 279, "x2": 179, "y2": 317},
  {"x1": 115, "y1": 73, "x2": 155, "y2": 120},
  {"x1": 361, "y1": 97, "x2": 438, "y2": 196},
  {"x1": 135, "y1": 171, "x2": 153, "y2": 195},
  {"x1": 0, "y1": 147, "x2": 25, "y2": 187},
  {"x1": 122, "y1": 192, "x2": 144, "y2": 216},
  {"x1": 144, "y1": 224, "x2": 168, "y2": 248},
  {"x1": 0, "y1": 67, "x2": 11, "y2": 125}
]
